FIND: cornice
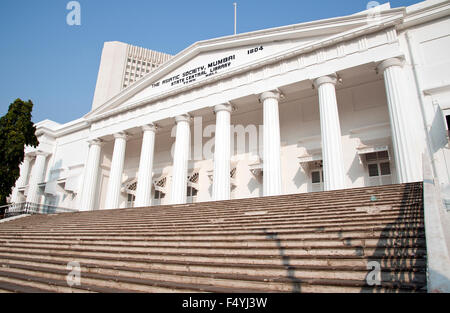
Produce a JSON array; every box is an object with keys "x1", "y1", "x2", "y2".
[
  {"x1": 35, "y1": 119, "x2": 90, "y2": 139},
  {"x1": 400, "y1": 0, "x2": 450, "y2": 30}
]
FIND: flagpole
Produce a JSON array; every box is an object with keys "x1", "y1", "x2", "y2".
[{"x1": 234, "y1": 3, "x2": 237, "y2": 35}]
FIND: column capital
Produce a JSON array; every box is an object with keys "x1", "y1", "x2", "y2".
[
  {"x1": 213, "y1": 103, "x2": 233, "y2": 114},
  {"x1": 24, "y1": 154, "x2": 33, "y2": 161},
  {"x1": 259, "y1": 90, "x2": 281, "y2": 103},
  {"x1": 142, "y1": 124, "x2": 158, "y2": 133},
  {"x1": 313, "y1": 74, "x2": 338, "y2": 89},
  {"x1": 175, "y1": 114, "x2": 191, "y2": 124},
  {"x1": 377, "y1": 57, "x2": 404, "y2": 74},
  {"x1": 88, "y1": 138, "x2": 103, "y2": 147},
  {"x1": 113, "y1": 131, "x2": 129, "y2": 140}
]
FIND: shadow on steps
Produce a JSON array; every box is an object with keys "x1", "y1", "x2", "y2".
[{"x1": 364, "y1": 183, "x2": 426, "y2": 293}]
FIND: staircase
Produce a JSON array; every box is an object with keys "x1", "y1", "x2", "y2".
[{"x1": 0, "y1": 182, "x2": 426, "y2": 293}]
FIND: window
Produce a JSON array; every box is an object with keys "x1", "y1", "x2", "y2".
[
  {"x1": 127, "y1": 194, "x2": 135, "y2": 208},
  {"x1": 365, "y1": 151, "x2": 389, "y2": 163},
  {"x1": 187, "y1": 186, "x2": 198, "y2": 197},
  {"x1": 186, "y1": 186, "x2": 198, "y2": 204},
  {"x1": 365, "y1": 151, "x2": 392, "y2": 186},
  {"x1": 154, "y1": 190, "x2": 166, "y2": 199},
  {"x1": 368, "y1": 164, "x2": 379, "y2": 177},
  {"x1": 153, "y1": 190, "x2": 165, "y2": 206},
  {"x1": 380, "y1": 162, "x2": 391, "y2": 176},
  {"x1": 311, "y1": 171, "x2": 322, "y2": 184},
  {"x1": 446, "y1": 115, "x2": 450, "y2": 139},
  {"x1": 311, "y1": 170, "x2": 324, "y2": 192}
]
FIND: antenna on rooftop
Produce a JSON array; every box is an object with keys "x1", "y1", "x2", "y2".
[{"x1": 234, "y1": 2, "x2": 237, "y2": 35}]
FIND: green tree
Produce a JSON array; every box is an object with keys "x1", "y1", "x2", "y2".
[{"x1": 0, "y1": 99, "x2": 39, "y2": 205}]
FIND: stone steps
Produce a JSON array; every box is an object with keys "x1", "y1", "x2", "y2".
[
  {"x1": 0, "y1": 223, "x2": 425, "y2": 237},
  {"x1": 0, "y1": 237, "x2": 426, "y2": 251},
  {"x1": 0, "y1": 253, "x2": 427, "y2": 272},
  {"x1": 0, "y1": 201, "x2": 422, "y2": 228},
  {"x1": 0, "y1": 182, "x2": 426, "y2": 293},
  {"x1": 0, "y1": 245, "x2": 427, "y2": 259},
  {"x1": 0, "y1": 216, "x2": 424, "y2": 232},
  {"x1": 0, "y1": 259, "x2": 426, "y2": 291},
  {"x1": 0, "y1": 210, "x2": 422, "y2": 230},
  {"x1": 0, "y1": 228, "x2": 425, "y2": 241},
  {"x1": 0, "y1": 236, "x2": 425, "y2": 248},
  {"x1": 0, "y1": 261, "x2": 425, "y2": 293}
]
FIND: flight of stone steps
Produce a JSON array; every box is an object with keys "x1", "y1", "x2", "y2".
[{"x1": 0, "y1": 182, "x2": 426, "y2": 293}]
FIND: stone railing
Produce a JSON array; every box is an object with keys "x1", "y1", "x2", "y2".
[{"x1": 422, "y1": 153, "x2": 450, "y2": 292}]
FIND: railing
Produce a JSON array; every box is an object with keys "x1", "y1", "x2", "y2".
[{"x1": 1, "y1": 202, "x2": 77, "y2": 219}]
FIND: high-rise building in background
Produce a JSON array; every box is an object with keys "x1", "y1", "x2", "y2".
[{"x1": 91, "y1": 41, "x2": 172, "y2": 110}]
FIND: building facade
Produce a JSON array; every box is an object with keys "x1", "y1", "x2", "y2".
[{"x1": 9, "y1": 0, "x2": 450, "y2": 212}]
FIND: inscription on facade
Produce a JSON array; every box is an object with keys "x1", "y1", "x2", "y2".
[{"x1": 151, "y1": 46, "x2": 264, "y2": 89}]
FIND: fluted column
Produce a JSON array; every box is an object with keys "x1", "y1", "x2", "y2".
[
  {"x1": 377, "y1": 58, "x2": 420, "y2": 183},
  {"x1": 79, "y1": 139, "x2": 103, "y2": 211},
  {"x1": 105, "y1": 132, "x2": 128, "y2": 209},
  {"x1": 11, "y1": 154, "x2": 32, "y2": 203},
  {"x1": 314, "y1": 74, "x2": 345, "y2": 191},
  {"x1": 170, "y1": 114, "x2": 191, "y2": 205},
  {"x1": 212, "y1": 103, "x2": 232, "y2": 201},
  {"x1": 260, "y1": 91, "x2": 282, "y2": 197},
  {"x1": 26, "y1": 151, "x2": 48, "y2": 204},
  {"x1": 135, "y1": 124, "x2": 157, "y2": 207}
]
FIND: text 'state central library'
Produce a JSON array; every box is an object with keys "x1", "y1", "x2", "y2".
[{"x1": 9, "y1": 1, "x2": 450, "y2": 214}]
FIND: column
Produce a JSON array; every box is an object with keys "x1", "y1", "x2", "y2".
[
  {"x1": 26, "y1": 151, "x2": 48, "y2": 204},
  {"x1": 135, "y1": 124, "x2": 157, "y2": 207},
  {"x1": 79, "y1": 139, "x2": 103, "y2": 211},
  {"x1": 170, "y1": 114, "x2": 191, "y2": 205},
  {"x1": 212, "y1": 103, "x2": 232, "y2": 201},
  {"x1": 377, "y1": 58, "x2": 420, "y2": 183},
  {"x1": 314, "y1": 74, "x2": 346, "y2": 191},
  {"x1": 11, "y1": 154, "x2": 32, "y2": 203},
  {"x1": 260, "y1": 91, "x2": 282, "y2": 197},
  {"x1": 105, "y1": 132, "x2": 128, "y2": 209}
]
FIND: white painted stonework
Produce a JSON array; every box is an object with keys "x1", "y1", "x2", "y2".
[{"x1": 10, "y1": 0, "x2": 450, "y2": 214}]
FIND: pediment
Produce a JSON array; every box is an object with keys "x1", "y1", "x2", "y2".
[
  {"x1": 86, "y1": 4, "x2": 403, "y2": 120},
  {"x1": 113, "y1": 36, "x2": 328, "y2": 106}
]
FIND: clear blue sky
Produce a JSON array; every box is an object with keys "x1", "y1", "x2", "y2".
[{"x1": 0, "y1": 0, "x2": 422, "y2": 124}]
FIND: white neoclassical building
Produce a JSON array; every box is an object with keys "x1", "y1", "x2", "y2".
[{"x1": 9, "y1": 0, "x2": 450, "y2": 212}]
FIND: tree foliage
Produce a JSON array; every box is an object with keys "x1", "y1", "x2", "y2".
[{"x1": 0, "y1": 99, "x2": 39, "y2": 205}]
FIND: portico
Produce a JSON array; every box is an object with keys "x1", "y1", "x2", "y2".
[
  {"x1": 64, "y1": 56, "x2": 419, "y2": 210},
  {"x1": 12, "y1": 1, "x2": 440, "y2": 211}
]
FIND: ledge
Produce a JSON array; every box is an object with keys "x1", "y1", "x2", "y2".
[{"x1": 423, "y1": 153, "x2": 450, "y2": 292}]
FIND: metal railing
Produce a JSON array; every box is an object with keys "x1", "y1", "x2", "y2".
[{"x1": 1, "y1": 202, "x2": 77, "y2": 219}]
